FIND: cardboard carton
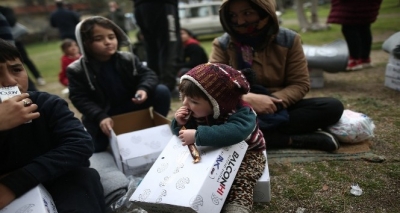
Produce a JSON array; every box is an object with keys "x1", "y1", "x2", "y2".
[
  {"x1": 0, "y1": 184, "x2": 57, "y2": 213},
  {"x1": 130, "y1": 136, "x2": 248, "y2": 213},
  {"x1": 385, "y1": 63, "x2": 400, "y2": 79},
  {"x1": 389, "y1": 55, "x2": 400, "y2": 67},
  {"x1": 253, "y1": 151, "x2": 271, "y2": 203},
  {"x1": 109, "y1": 108, "x2": 172, "y2": 175},
  {"x1": 384, "y1": 76, "x2": 400, "y2": 91}
]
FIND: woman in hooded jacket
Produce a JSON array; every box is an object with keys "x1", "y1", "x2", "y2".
[{"x1": 210, "y1": 0, "x2": 344, "y2": 152}]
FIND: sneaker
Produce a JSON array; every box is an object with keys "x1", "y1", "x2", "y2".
[
  {"x1": 36, "y1": 77, "x2": 46, "y2": 86},
  {"x1": 361, "y1": 58, "x2": 373, "y2": 68},
  {"x1": 346, "y1": 58, "x2": 363, "y2": 71},
  {"x1": 291, "y1": 130, "x2": 340, "y2": 151}
]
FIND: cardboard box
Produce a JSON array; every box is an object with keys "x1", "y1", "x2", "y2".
[
  {"x1": 385, "y1": 63, "x2": 400, "y2": 79},
  {"x1": 384, "y1": 76, "x2": 400, "y2": 91},
  {"x1": 129, "y1": 136, "x2": 248, "y2": 213},
  {"x1": 109, "y1": 108, "x2": 172, "y2": 175},
  {"x1": 253, "y1": 151, "x2": 271, "y2": 203},
  {"x1": 0, "y1": 184, "x2": 57, "y2": 213}
]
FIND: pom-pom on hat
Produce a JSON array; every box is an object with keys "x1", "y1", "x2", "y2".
[{"x1": 181, "y1": 63, "x2": 250, "y2": 119}]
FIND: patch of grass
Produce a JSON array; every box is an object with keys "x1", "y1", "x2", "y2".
[{"x1": 24, "y1": 1, "x2": 400, "y2": 212}]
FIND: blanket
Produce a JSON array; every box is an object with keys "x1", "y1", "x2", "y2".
[{"x1": 267, "y1": 140, "x2": 385, "y2": 164}]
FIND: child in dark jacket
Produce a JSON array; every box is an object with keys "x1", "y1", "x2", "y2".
[
  {"x1": 0, "y1": 38, "x2": 105, "y2": 212},
  {"x1": 67, "y1": 16, "x2": 171, "y2": 152},
  {"x1": 171, "y1": 62, "x2": 266, "y2": 213}
]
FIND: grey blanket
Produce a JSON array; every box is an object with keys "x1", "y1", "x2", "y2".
[{"x1": 90, "y1": 152, "x2": 129, "y2": 206}]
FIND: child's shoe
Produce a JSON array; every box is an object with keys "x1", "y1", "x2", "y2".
[
  {"x1": 36, "y1": 77, "x2": 46, "y2": 86},
  {"x1": 361, "y1": 58, "x2": 373, "y2": 68},
  {"x1": 346, "y1": 58, "x2": 363, "y2": 71}
]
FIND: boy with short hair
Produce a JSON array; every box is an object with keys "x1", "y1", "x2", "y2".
[
  {"x1": 0, "y1": 38, "x2": 105, "y2": 212},
  {"x1": 172, "y1": 62, "x2": 266, "y2": 213}
]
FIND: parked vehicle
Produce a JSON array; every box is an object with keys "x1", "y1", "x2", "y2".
[
  {"x1": 178, "y1": 2, "x2": 223, "y2": 36},
  {"x1": 178, "y1": 1, "x2": 282, "y2": 36}
]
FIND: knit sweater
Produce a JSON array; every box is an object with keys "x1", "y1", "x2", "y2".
[
  {"x1": 0, "y1": 91, "x2": 93, "y2": 197},
  {"x1": 171, "y1": 104, "x2": 266, "y2": 152}
]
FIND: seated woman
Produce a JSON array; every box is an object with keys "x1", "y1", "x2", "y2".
[
  {"x1": 176, "y1": 28, "x2": 209, "y2": 78},
  {"x1": 67, "y1": 16, "x2": 171, "y2": 152},
  {"x1": 0, "y1": 38, "x2": 105, "y2": 212},
  {"x1": 210, "y1": 0, "x2": 344, "y2": 151}
]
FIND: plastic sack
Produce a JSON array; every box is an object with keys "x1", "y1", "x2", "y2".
[
  {"x1": 382, "y1": 31, "x2": 400, "y2": 54},
  {"x1": 108, "y1": 175, "x2": 147, "y2": 213},
  {"x1": 327, "y1": 110, "x2": 375, "y2": 143}
]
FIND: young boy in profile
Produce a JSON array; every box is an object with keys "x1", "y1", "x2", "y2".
[
  {"x1": 0, "y1": 38, "x2": 105, "y2": 212},
  {"x1": 172, "y1": 62, "x2": 266, "y2": 213}
]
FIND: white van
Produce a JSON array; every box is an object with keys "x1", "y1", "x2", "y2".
[{"x1": 178, "y1": 2, "x2": 224, "y2": 36}]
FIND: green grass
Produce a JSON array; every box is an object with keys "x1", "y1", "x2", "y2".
[
  {"x1": 25, "y1": 0, "x2": 400, "y2": 83},
  {"x1": 23, "y1": 2, "x2": 400, "y2": 211}
]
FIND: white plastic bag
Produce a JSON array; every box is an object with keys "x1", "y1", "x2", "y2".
[{"x1": 327, "y1": 110, "x2": 375, "y2": 143}]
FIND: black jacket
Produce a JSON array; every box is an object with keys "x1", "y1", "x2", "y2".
[
  {"x1": 0, "y1": 92, "x2": 93, "y2": 197},
  {"x1": 178, "y1": 43, "x2": 208, "y2": 69},
  {"x1": 67, "y1": 51, "x2": 158, "y2": 136}
]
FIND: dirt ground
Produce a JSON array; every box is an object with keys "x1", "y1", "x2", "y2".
[{"x1": 37, "y1": 49, "x2": 400, "y2": 212}]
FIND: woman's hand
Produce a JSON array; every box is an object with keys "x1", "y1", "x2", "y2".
[
  {"x1": 0, "y1": 93, "x2": 40, "y2": 131},
  {"x1": 99, "y1": 117, "x2": 113, "y2": 137},
  {"x1": 175, "y1": 106, "x2": 191, "y2": 126},
  {"x1": 178, "y1": 129, "x2": 196, "y2": 146},
  {"x1": 132, "y1": 90, "x2": 147, "y2": 104},
  {"x1": 243, "y1": 93, "x2": 283, "y2": 114}
]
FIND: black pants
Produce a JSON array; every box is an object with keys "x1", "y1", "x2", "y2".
[
  {"x1": 135, "y1": 2, "x2": 182, "y2": 91},
  {"x1": 341, "y1": 24, "x2": 372, "y2": 59},
  {"x1": 44, "y1": 167, "x2": 106, "y2": 213},
  {"x1": 261, "y1": 97, "x2": 344, "y2": 148},
  {"x1": 15, "y1": 41, "x2": 42, "y2": 79}
]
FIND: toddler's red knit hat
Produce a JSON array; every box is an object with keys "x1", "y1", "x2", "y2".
[{"x1": 181, "y1": 63, "x2": 250, "y2": 119}]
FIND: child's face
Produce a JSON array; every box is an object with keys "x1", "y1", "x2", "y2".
[
  {"x1": 182, "y1": 95, "x2": 213, "y2": 118},
  {"x1": 65, "y1": 41, "x2": 80, "y2": 57},
  {"x1": 180, "y1": 30, "x2": 190, "y2": 43},
  {"x1": 0, "y1": 58, "x2": 28, "y2": 93},
  {"x1": 88, "y1": 24, "x2": 118, "y2": 61}
]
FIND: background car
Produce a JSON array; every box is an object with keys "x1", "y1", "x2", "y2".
[
  {"x1": 178, "y1": 2, "x2": 223, "y2": 36},
  {"x1": 178, "y1": 1, "x2": 282, "y2": 36}
]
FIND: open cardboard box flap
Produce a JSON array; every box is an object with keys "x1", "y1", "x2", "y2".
[{"x1": 111, "y1": 108, "x2": 171, "y2": 135}]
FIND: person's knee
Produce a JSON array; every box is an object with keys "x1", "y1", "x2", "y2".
[{"x1": 155, "y1": 84, "x2": 171, "y2": 99}]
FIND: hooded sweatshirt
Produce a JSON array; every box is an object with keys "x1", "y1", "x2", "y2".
[
  {"x1": 67, "y1": 16, "x2": 158, "y2": 140},
  {"x1": 210, "y1": 0, "x2": 310, "y2": 108}
]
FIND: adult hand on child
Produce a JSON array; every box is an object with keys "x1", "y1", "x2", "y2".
[
  {"x1": 131, "y1": 90, "x2": 147, "y2": 104},
  {"x1": 0, "y1": 93, "x2": 40, "y2": 131},
  {"x1": 178, "y1": 129, "x2": 196, "y2": 146},
  {"x1": 99, "y1": 117, "x2": 113, "y2": 137},
  {"x1": 243, "y1": 93, "x2": 282, "y2": 114}
]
